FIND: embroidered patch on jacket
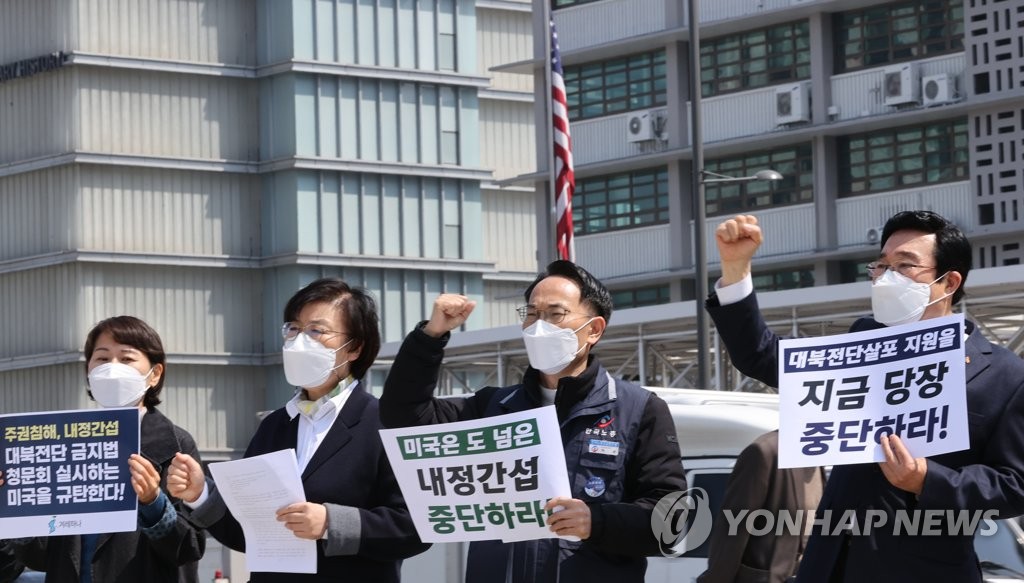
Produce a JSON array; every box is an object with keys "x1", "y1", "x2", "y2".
[{"x1": 584, "y1": 476, "x2": 606, "y2": 497}]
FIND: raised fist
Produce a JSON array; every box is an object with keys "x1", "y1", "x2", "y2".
[
  {"x1": 423, "y1": 294, "x2": 477, "y2": 338},
  {"x1": 715, "y1": 214, "x2": 763, "y2": 285}
]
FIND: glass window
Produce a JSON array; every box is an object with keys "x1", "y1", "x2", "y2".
[
  {"x1": 552, "y1": 0, "x2": 604, "y2": 8},
  {"x1": 701, "y1": 21, "x2": 810, "y2": 97},
  {"x1": 440, "y1": 131, "x2": 459, "y2": 165},
  {"x1": 751, "y1": 267, "x2": 815, "y2": 291},
  {"x1": 438, "y1": 33, "x2": 456, "y2": 71},
  {"x1": 704, "y1": 145, "x2": 814, "y2": 216},
  {"x1": 838, "y1": 258, "x2": 873, "y2": 283},
  {"x1": 573, "y1": 168, "x2": 670, "y2": 235},
  {"x1": 838, "y1": 118, "x2": 967, "y2": 197},
  {"x1": 834, "y1": 0, "x2": 963, "y2": 73},
  {"x1": 564, "y1": 51, "x2": 667, "y2": 121},
  {"x1": 611, "y1": 285, "x2": 671, "y2": 309}
]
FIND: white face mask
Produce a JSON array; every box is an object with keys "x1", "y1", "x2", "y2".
[
  {"x1": 871, "y1": 269, "x2": 951, "y2": 327},
  {"x1": 88, "y1": 362, "x2": 153, "y2": 408},
  {"x1": 521, "y1": 318, "x2": 594, "y2": 375},
  {"x1": 282, "y1": 334, "x2": 353, "y2": 388}
]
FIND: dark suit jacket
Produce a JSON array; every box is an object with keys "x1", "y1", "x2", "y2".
[
  {"x1": 707, "y1": 292, "x2": 1024, "y2": 583},
  {"x1": 698, "y1": 430, "x2": 824, "y2": 583},
  {"x1": 0, "y1": 541, "x2": 24, "y2": 583},
  {"x1": 187, "y1": 385, "x2": 427, "y2": 583}
]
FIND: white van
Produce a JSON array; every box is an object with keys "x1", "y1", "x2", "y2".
[
  {"x1": 398, "y1": 387, "x2": 1024, "y2": 583},
  {"x1": 399, "y1": 387, "x2": 781, "y2": 583},
  {"x1": 643, "y1": 388, "x2": 779, "y2": 583}
]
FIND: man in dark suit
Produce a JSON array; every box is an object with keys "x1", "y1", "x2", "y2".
[
  {"x1": 705, "y1": 211, "x2": 1024, "y2": 582},
  {"x1": 698, "y1": 431, "x2": 825, "y2": 583}
]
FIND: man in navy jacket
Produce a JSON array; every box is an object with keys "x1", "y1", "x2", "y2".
[
  {"x1": 381, "y1": 260, "x2": 687, "y2": 582},
  {"x1": 705, "y1": 211, "x2": 1024, "y2": 582}
]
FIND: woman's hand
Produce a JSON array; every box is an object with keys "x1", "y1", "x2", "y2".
[
  {"x1": 276, "y1": 502, "x2": 329, "y2": 540},
  {"x1": 128, "y1": 454, "x2": 161, "y2": 505},
  {"x1": 167, "y1": 452, "x2": 205, "y2": 504}
]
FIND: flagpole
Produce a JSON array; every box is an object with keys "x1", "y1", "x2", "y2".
[{"x1": 543, "y1": 8, "x2": 558, "y2": 265}]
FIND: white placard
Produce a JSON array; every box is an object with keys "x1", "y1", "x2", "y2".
[
  {"x1": 380, "y1": 406, "x2": 574, "y2": 543},
  {"x1": 778, "y1": 314, "x2": 969, "y2": 469}
]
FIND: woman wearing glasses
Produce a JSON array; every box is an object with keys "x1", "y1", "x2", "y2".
[
  {"x1": 3, "y1": 316, "x2": 206, "y2": 583},
  {"x1": 168, "y1": 278, "x2": 427, "y2": 582}
]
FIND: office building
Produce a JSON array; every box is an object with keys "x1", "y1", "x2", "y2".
[
  {"x1": 419, "y1": 0, "x2": 1024, "y2": 390},
  {"x1": 0, "y1": 0, "x2": 536, "y2": 459}
]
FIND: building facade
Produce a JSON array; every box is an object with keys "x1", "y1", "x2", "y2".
[
  {"x1": 0, "y1": 0, "x2": 537, "y2": 461},
  {"x1": 412, "y1": 0, "x2": 1024, "y2": 392}
]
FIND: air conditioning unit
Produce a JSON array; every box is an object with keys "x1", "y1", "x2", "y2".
[
  {"x1": 922, "y1": 73, "x2": 956, "y2": 106},
  {"x1": 775, "y1": 83, "x2": 810, "y2": 126},
  {"x1": 866, "y1": 226, "x2": 884, "y2": 244},
  {"x1": 626, "y1": 111, "x2": 655, "y2": 142},
  {"x1": 883, "y1": 62, "x2": 920, "y2": 106}
]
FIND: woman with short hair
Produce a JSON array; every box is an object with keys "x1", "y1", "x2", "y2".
[
  {"x1": 169, "y1": 277, "x2": 427, "y2": 582},
  {"x1": 3, "y1": 316, "x2": 205, "y2": 583}
]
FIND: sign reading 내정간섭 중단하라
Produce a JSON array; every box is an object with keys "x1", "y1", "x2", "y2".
[{"x1": 379, "y1": 406, "x2": 577, "y2": 543}]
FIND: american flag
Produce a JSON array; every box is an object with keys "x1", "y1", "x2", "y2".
[{"x1": 550, "y1": 20, "x2": 575, "y2": 262}]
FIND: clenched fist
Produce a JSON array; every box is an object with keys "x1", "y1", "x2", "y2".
[
  {"x1": 423, "y1": 294, "x2": 477, "y2": 338},
  {"x1": 167, "y1": 452, "x2": 206, "y2": 504},
  {"x1": 715, "y1": 214, "x2": 763, "y2": 285}
]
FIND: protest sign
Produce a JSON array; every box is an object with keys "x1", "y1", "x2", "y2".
[
  {"x1": 1, "y1": 407, "x2": 140, "y2": 537},
  {"x1": 778, "y1": 313, "x2": 968, "y2": 469},
  {"x1": 380, "y1": 407, "x2": 571, "y2": 543}
]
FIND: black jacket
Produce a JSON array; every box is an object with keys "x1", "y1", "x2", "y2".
[
  {"x1": 13, "y1": 407, "x2": 205, "y2": 583},
  {"x1": 184, "y1": 385, "x2": 428, "y2": 583},
  {"x1": 380, "y1": 324, "x2": 688, "y2": 583},
  {"x1": 707, "y1": 291, "x2": 1024, "y2": 583},
  {"x1": 0, "y1": 541, "x2": 24, "y2": 583}
]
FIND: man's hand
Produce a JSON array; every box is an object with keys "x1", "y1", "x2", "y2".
[
  {"x1": 715, "y1": 214, "x2": 763, "y2": 285},
  {"x1": 277, "y1": 502, "x2": 329, "y2": 540},
  {"x1": 879, "y1": 434, "x2": 927, "y2": 495},
  {"x1": 545, "y1": 497, "x2": 591, "y2": 540},
  {"x1": 167, "y1": 452, "x2": 205, "y2": 503},
  {"x1": 128, "y1": 454, "x2": 162, "y2": 505},
  {"x1": 423, "y1": 294, "x2": 477, "y2": 338}
]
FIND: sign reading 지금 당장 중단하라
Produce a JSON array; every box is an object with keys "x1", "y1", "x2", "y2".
[
  {"x1": 380, "y1": 406, "x2": 575, "y2": 543},
  {"x1": 0, "y1": 407, "x2": 140, "y2": 537},
  {"x1": 777, "y1": 313, "x2": 969, "y2": 469}
]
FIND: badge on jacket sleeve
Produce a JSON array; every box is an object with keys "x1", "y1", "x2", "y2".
[{"x1": 584, "y1": 476, "x2": 606, "y2": 498}]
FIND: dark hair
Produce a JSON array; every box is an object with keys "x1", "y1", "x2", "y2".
[
  {"x1": 523, "y1": 260, "x2": 614, "y2": 321},
  {"x1": 880, "y1": 210, "x2": 972, "y2": 304},
  {"x1": 84, "y1": 316, "x2": 167, "y2": 408},
  {"x1": 283, "y1": 278, "x2": 380, "y2": 380}
]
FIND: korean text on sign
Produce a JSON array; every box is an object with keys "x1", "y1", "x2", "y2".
[
  {"x1": 398, "y1": 419, "x2": 539, "y2": 459},
  {"x1": 777, "y1": 313, "x2": 969, "y2": 469},
  {"x1": 0, "y1": 407, "x2": 140, "y2": 538},
  {"x1": 380, "y1": 406, "x2": 573, "y2": 544}
]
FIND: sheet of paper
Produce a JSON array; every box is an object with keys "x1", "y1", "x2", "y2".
[{"x1": 208, "y1": 449, "x2": 316, "y2": 574}]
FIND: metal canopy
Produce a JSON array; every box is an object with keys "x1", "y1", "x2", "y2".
[{"x1": 376, "y1": 264, "x2": 1024, "y2": 394}]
